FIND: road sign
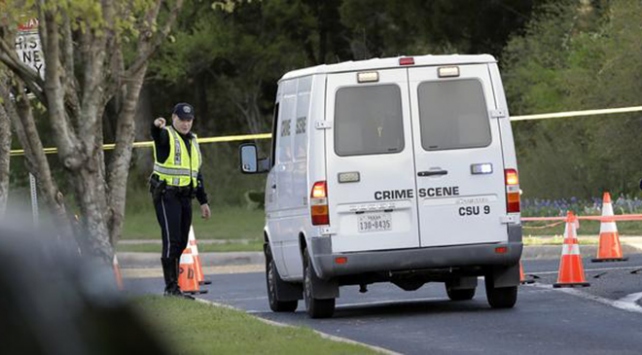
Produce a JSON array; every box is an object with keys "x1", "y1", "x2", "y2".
[{"x1": 15, "y1": 18, "x2": 44, "y2": 79}]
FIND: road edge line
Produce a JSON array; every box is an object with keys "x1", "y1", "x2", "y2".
[
  {"x1": 528, "y1": 283, "x2": 642, "y2": 314},
  {"x1": 194, "y1": 298, "x2": 400, "y2": 355}
]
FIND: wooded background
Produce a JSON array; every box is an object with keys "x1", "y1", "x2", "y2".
[{"x1": 149, "y1": 0, "x2": 642, "y2": 201}]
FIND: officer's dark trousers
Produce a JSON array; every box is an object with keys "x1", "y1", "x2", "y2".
[{"x1": 154, "y1": 191, "x2": 193, "y2": 260}]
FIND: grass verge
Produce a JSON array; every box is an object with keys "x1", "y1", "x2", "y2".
[
  {"x1": 522, "y1": 219, "x2": 642, "y2": 236},
  {"x1": 123, "y1": 206, "x2": 265, "y2": 240},
  {"x1": 523, "y1": 235, "x2": 598, "y2": 245},
  {"x1": 132, "y1": 295, "x2": 380, "y2": 355}
]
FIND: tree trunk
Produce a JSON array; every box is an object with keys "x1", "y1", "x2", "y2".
[
  {"x1": 107, "y1": 67, "x2": 147, "y2": 247},
  {"x1": 0, "y1": 91, "x2": 11, "y2": 218},
  {"x1": 0, "y1": 75, "x2": 71, "y2": 236},
  {"x1": 75, "y1": 161, "x2": 112, "y2": 261}
]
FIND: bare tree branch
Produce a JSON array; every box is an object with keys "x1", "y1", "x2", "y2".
[
  {"x1": 42, "y1": 11, "x2": 81, "y2": 169},
  {"x1": 106, "y1": 67, "x2": 146, "y2": 246},
  {"x1": 75, "y1": 1, "x2": 112, "y2": 162},
  {"x1": 61, "y1": 13, "x2": 81, "y2": 120}
]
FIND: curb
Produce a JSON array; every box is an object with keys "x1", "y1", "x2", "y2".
[
  {"x1": 118, "y1": 240, "x2": 642, "y2": 270},
  {"x1": 118, "y1": 252, "x2": 264, "y2": 269},
  {"x1": 522, "y1": 244, "x2": 641, "y2": 260}
]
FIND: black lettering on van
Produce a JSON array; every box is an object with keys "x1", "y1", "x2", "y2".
[
  {"x1": 459, "y1": 206, "x2": 480, "y2": 216},
  {"x1": 418, "y1": 186, "x2": 460, "y2": 198},
  {"x1": 374, "y1": 189, "x2": 414, "y2": 200}
]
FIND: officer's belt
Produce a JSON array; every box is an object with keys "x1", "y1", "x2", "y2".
[{"x1": 165, "y1": 185, "x2": 192, "y2": 191}]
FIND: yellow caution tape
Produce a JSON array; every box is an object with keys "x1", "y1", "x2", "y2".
[
  {"x1": 9, "y1": 133, "x2": 272, "y2": 157},
  {"x1": 9, "y1": 105, "x2": 642, "y2": 156},
  {"x1": 511, "y1": 106, "x2": 642, "y2": 121}
]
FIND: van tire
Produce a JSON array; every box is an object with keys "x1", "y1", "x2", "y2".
[
  {"x1": 265, "y1": 245, "x2": 298, "y2": 312},
  {"x1": 485, "y1": 277, "x2": 517, "y2": 309},
  {"x1": 303, "y1": 249, "x2": 335, "y2": 318},
  {"x1": 445, "y1": 283, "x2": 476, "y2": 301}
]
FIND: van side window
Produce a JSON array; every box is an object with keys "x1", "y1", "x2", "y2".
[
  {"x1": 417, "y1": 79, "x2": 491, "y2": 151},
  {"x1": 270, "y1": 102, "x2": 280, "y2": 168},
  {"x1": 334, "y1": 84, "x2": 404, "y2": 156}
]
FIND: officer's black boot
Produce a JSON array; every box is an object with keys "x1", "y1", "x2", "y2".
[
  {"x1": 174, "y1": 258, "x2": 195, "y2": 300},
  {"x1": 161, "y1": 257, "x2": 194, "y2": 300},
  {"x1": 161, "y1": 257, "x2": 176, "y2": 295}
]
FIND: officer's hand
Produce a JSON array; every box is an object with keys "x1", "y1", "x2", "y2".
[
  {"x1": 200, "y1": 203, "x2": 211, "y2": 220},
  {"x1": 154, "y1": 117, "x2": 166, "y2": 128}
]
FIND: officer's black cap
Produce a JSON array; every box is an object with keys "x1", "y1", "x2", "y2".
[{"x1": 173, "y1": 103, "x2": 195, "y2": 121}]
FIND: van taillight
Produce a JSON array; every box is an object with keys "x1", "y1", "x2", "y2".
[
  {"x1": 399, "y1": 57, "x2": 415, "y2": 66},
  {"x1": 311, "y1": 181, "x2": 329, "y2": 225},
  {"x1": 505, "y1": 169, "x2": 520, "y2": 213}
]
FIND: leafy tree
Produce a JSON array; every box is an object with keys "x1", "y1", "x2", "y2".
[
  {"x1": 339, "y1": 0, "x2": 551, "y2": 59},
  {"x1": 147, "y1": 0, "x2": 552, "y2": 144},
  {"x1": 0, "y1": 0, "x2": 184, "y2": 262},
  {"x1": 503, "y1": 0, "x2": 642, "y2": 199},
  {"x1": 148, "y1": 0, "x2": 317, "y2": 137}
]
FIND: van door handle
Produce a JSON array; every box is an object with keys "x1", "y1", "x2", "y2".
[
  {"x1": 418, "y1": 170, "x2": 448, "y2": 177},
  {"x1": 271, "y1": 184, "x2": 277, "y2": 189}
]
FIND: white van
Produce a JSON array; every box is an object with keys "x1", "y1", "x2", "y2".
[{"x1": 240, "y1": 54, "x2": 522, "y2": 318}]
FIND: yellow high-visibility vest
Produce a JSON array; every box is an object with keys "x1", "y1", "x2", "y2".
[{"x1": 152, "y1": 126, "x2": 202, "y2": 187}]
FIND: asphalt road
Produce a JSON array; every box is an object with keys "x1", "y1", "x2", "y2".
[{"x1": 125, "y1": 254, "x2": 642, "y2": 355}]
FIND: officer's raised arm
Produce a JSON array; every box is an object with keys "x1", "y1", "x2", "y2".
[{"x1": 151, "y1": 117, "x2": 169, "y2": 147}]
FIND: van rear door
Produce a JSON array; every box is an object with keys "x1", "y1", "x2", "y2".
[
  {"x1": 325, "y1": 68, "x2": 420, "y2": 253},
  {"x1": 408, "y1": 64, "x2": 508, "y2": 247}
]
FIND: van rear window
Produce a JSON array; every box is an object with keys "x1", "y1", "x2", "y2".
[
  {"x1": 418, "y1": 79, "x2": 491, "y2": 151},
  {"x1": 334, "y1": 85, "x2": 404, "y2": 157}
]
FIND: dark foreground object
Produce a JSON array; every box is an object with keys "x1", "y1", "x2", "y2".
[{"x1": 0, "y1": 224, "x2": 171, "y2": 355}]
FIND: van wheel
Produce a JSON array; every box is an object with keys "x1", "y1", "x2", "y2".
[
  {"x1": 303, "y1": 249, "x2": 335, "y2": 318},
  {"x1": 265, "y1": 245, "x2": 298, "y2": 312},
  {"x1": 445, "y1": 283, "x2": 476, "y2": 301},
  {"x1": 484, "y1": 276, "x2": 517, "y2": 309}
]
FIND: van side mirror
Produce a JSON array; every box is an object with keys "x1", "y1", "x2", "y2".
[
  {"x1": 239, "y1": 143, "x2": 270, "y2": 174},
  {"x1": 240, "y1": 144, "x2": 258, "y2": 173}
]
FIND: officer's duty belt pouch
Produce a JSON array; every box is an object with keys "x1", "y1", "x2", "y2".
[{"x1": 149, "y1": 176, "x2": 166, "y2": 202}]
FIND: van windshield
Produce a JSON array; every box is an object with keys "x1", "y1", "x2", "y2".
[
  {"x1": 334, "y1": 84, "x2": 404, "y2": 157},
  {"x1": 417, "y1": 79, "x2": 491, "y2": 151}
]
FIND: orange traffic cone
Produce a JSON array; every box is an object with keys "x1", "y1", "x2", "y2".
[
  {"x1": 189, "y1": 226, "x2": 211, "y2": 285},
  {"x1": 553, "y1": 211, "x2": 590, "y2": 288},
  {"x1": 520, "y1": 261, "x2": 534, "y2": 284},
  {"x1": 178, "y1": 247, "x2": 208, "y2": 295},
  {"x1": 592, "y1": 192, "x2": 628, "y2": 262},
  {"x1": 113, "y1": 254, "x2": 124, "y2": 290}
]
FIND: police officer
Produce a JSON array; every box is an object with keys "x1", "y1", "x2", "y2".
[{"x1": 150, "y1": 102, "x2": 211, "y2": 298}]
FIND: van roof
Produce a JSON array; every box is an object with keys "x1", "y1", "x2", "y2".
[{"x1": 280, "y1": 54, "x2": 496, "y2": 81}]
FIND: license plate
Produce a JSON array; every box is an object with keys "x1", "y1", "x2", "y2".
[{"x1": 358, "y1": 213, "x2": 392, "y2": 233}]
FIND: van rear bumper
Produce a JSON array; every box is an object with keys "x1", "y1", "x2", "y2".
[{"x1": 310, "y1": 239, "x2": 523, "y2": 279}]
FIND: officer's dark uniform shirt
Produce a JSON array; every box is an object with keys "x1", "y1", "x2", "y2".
[{"x1": 151, "y1": 122, "x2": 208, "y2": 205}]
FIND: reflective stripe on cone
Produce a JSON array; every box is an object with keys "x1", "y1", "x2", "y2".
[
  {"x1": 554, "y1": 211, "x2": 590, "y2": 288},
  {"x1": 592, "y1": 192, "x2": 628, "y2": 262}
]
